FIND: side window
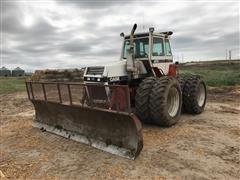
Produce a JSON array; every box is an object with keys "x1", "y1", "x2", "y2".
[
  {"x1": 123, "y1": 40, "x2": 130, "y2": 58},
  {"x1": 165, "y1": 39, "x2": 172, "y2": 56},
  {"x1": 152, "y1": 38, "x2": 164, "y2": 56}
]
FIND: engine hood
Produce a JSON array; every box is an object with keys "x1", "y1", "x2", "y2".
[
  {"x1": 84, "y1": 60, "x2": 128, "y2": 78},
  {"x1": 103, "y1": 60, "x2": 128, "y2": 77}
]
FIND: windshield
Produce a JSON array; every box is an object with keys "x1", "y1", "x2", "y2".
[{"x1": 123, "y1": 38, "x2": 149, "y2": 59}]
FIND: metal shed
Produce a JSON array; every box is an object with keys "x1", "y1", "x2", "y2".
[
  {"x1": 0, "y1": 67, "x2": 11, "y2": 76},
  {"x1": 12, "y1": 67, "x2": 25, "y2": 76}
]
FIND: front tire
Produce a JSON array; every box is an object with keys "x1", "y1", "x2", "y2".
[
  {"x1": 135, "y1": 77, "x2": 158, "y2": 123},
  {"x1": 149, "y1": 76, "x2": 182, "y2": 127}
]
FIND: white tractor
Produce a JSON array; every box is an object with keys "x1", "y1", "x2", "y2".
[
  {"x1": 27, "y1": 24, "x2": 207, "y2": 159},
  {"x1": 83, "y1": 24, "x2": 207, "y2": 126}
]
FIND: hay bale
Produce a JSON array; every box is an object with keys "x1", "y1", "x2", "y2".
[{"x1": 30, "y1": 68, "x2": 84, "y2": 82}]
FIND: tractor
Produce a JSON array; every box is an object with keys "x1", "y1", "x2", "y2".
[
  {"x1": 83, "y1": 24, "x2": 207, "y2": 126},
  {"x1": 26, "y1": 24, "x2": 207, "y2": 159}
]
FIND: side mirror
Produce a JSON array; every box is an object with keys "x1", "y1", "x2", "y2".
[
  {"x1": 175, "y1": 61, "x2": 179, "y2": 65},
  {"x1": 149, "y1": 27, "x2": 154, "y2": 33},
  {"x1": 120, "y1": 32, "x2": 124, "y2": 37}
]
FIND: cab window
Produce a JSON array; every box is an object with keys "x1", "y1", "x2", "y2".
[
  {"x1": 165, "y1": 39, "x2": 172, "y2": 56},
  {"x1": 152, "y1": 37, "x2": 164, "y2": 56}
]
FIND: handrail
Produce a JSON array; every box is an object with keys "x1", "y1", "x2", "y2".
[{"x1": 25, "y1": 81, "x2": 129, "y2": 88}]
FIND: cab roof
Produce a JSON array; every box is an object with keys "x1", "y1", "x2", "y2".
[{"x1": 124, "y1": 31, "x2": 173, "y2": 39}]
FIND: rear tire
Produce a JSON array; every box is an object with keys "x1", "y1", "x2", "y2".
[
  {"x1": 135, "y1": 77, "x2": 157, "y2": 123},
  {"x1": 149, "y1": 76, "x2": 182, "y2": 127},
  {"x1": 177, "y1": 76, "x2": 187, "y2": 92},
  {"x1": 183, "y1": 76, "x2": 207, "y2": 114},
  {"x1": 177, "y1": 76, "x2": 188, "y2": 112}
]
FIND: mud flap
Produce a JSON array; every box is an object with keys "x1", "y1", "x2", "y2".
[{"x1": 31, "y1": 100, "x2": 143, "y2": 159}]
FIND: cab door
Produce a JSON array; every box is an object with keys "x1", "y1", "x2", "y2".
[
  {"x1": 152, "y1": 36, "x2": 173, "y2": 75},
  {"x1": 164, "y1": 38, "x2": 173, "y2": 62}
]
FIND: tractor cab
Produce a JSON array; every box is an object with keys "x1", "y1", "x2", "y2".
[
  {"x1": 122, "y1": 31, "x2": 173, "y2": 61},
  {"x1": 83, "y1": 25, "x2": 176, "y2": 84},
  {"x1": 121, "y1": 29, "x2": 174, "y2": 76}
]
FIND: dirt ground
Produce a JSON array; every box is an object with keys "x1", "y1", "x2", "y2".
[{"x1": 0, "y1": 86, "x2": 239, "y2": 179}]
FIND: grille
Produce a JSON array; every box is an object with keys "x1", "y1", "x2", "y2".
[{"x1": 86, "y1": 67, "x2": 104, "y2": 75}]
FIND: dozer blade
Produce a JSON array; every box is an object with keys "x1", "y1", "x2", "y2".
[{"x1": 26, "y1": 82, "x2": 143, "y2": 159}]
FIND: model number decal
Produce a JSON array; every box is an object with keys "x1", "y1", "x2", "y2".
[{"x1": 109, "y1": 77, "x2": 120, "y2": 82}]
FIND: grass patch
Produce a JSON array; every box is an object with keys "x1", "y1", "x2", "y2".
[
  {"x1": 0, "y1": 77, "x2": 26, "y2": 94},
  {"x1": 178, "y1": 63, "x2": 240, "y2": 87}
]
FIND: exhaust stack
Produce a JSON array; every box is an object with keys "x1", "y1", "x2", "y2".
[{"x1": 126, "y1": 24, "x2": 137, "y2": 75}]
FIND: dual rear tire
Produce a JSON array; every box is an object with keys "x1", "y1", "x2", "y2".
[{"x1": 181, "y1": 76, "x2": 207, "y2": 114}]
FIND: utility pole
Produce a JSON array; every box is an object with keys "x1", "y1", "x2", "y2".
[
  {"x1": 181, "y1": 54, "x2": 184, "y2": 63},
  {"x1": 228, "y1": 50, "x2": 231, "y2": 64},
  {"x1": 225, "y1": 49, "x2": 228, "y2": 60}
]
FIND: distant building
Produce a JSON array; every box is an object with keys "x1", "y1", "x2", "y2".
[
  {"x1": 0, "y1": 67, "x2": 11, "y2": 76},
  {"x1": 12, "y1": 67, "x2": 25, "y2": 76}
]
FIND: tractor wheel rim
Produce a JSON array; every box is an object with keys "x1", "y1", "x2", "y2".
[
  {"x1": 197, "y1": 83, "x2": 205, "y2": 107},
  {"x1": 167, "y1": 87, "x2": 180, "y2": 117}
]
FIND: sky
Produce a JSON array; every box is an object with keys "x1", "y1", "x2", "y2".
[{"x1": 1, "y1": 0, "x2": 239, "y2": 72}]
